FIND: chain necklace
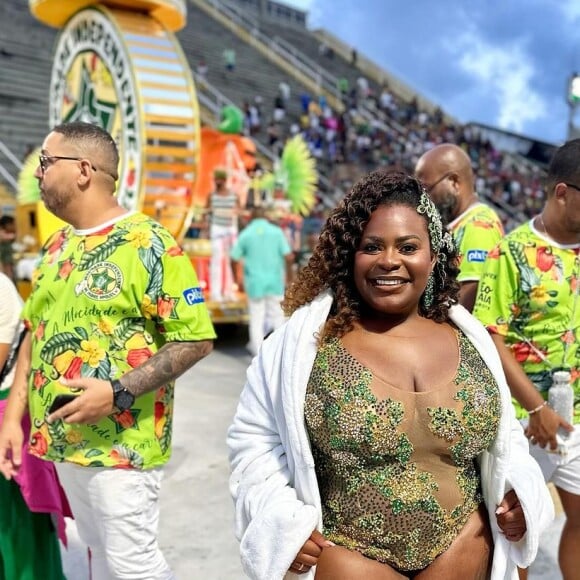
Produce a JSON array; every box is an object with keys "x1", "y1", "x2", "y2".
[{"x1": 538, "y1": 213, "x2": 550, "y2": 239}]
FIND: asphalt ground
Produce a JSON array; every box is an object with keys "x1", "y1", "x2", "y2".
[{"x1": 59, "y1": 326, "x2": 565, "y2": 579}]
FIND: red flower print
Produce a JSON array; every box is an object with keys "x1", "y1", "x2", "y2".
[
  {"x1": 32, "y1": 369, "x2": 48, "y2": 391},
  {"x1": 155, "y1": 401, "x2": 165, "y2": 421},
  {"x1": 113, "y1": 410, "x2": 135, "y2": 429},
  {"x1": 536, "y1": 247, "x2": 555, "y2": 272},
  {"x1": 34, "y1": 321, "x2": 46, "y2": 341},
  {"x1": 127, "y1": 347, "x2": 153, "y2": 368},
  {"x1": 47, "y1": 231, "x2": 66, "y2": 255},
  {"x1": 562, "y1": 330, "x2": 575, "y2": 344},
  {"x1": 487, "y1": 246, "x2": 500, "y2": 260},
  {"x1": 157, "y1": 296, "x2": 175, "y2": 319},
  {"x1": 167, "y1": 246, "x2": 184, "y2": 257},
  {"x1": 512, "y1": 342, "x2": 544, "y2": 364},
  {"x1": 92, "y1": 225, "x2": 114, "y2": 236},
  {"x1": 63, "y1": 357, "x2": 83, "y2": 379},
  {"x1": 30, "y1": 431, "x2": 48, "y2": 456},
  {"x1": 57, "y1": 259, "x2": 75, "y2": 280},
  {"x1": 109, "y1": 449, "x2": 131, "y2": 468}
]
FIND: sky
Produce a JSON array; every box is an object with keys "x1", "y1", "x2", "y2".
[{"x1": 284, "y1": 0, "x2": 580, "y2": 145}]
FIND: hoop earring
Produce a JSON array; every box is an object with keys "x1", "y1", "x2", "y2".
[{"x1": 422, "y1": 274, "x2": 435, "y2": 309}]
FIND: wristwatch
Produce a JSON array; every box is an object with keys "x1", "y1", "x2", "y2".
[{"x1": 111, "y1": 379, "x2": 135, "y2": 412}]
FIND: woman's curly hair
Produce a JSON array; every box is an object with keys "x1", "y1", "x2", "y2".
[{"x1": 283, "y1": 170, "x2": 460, "y2": 342}]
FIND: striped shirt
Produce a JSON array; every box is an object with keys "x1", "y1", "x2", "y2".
[{"x1": 210, "y1": 192, "x2": 238, "y2": 228}]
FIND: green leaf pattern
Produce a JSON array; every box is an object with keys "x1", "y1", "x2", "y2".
[{"x1": 23, "y1": 213, "x2": 214, "y2": 469}]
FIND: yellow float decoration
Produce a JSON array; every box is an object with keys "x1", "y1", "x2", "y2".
[
  {"x1": 30, "y1": 0, "x2": 186, "y2": 31},
  {"x1": 29, "y1": 0, "x2": 199, "y2": 242}
]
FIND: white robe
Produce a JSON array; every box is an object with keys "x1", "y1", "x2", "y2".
[{"x1": 228, "y1": 291, "x2": 554, "y2": 580}]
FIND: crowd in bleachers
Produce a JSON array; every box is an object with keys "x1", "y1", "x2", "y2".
[{"x1": 232, "y1": 67, "x2": 546, "y2": 233}]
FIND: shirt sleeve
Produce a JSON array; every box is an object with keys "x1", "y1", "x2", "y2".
[
  {"x1": 0, "y1": 276, "x2": 21, "y2": 344},
  {"x1": 152, "y1": 234, "x2": 216, "y2": 342},
  {"x1": 278, "y1": 230, "x2": 291, "y2": 256},
  {"x1": 457, "y1": 219, "x2": 503, "y2": 283},
  {"x1": 472, "y1": 242, "x2": 520, "y2": 336}
]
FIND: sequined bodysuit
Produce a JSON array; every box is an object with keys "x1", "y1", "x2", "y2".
[{"x1": 304, "y1": 330, "x2": 500, "y2": 571}]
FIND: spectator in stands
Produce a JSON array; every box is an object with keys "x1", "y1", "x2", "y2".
[
  {"x1": 273, "y1": 95, "x2": 286, "y2": 123},
  {"x1": 0, "y1": 215, "x2": 16, "y2": 282},
  {"x1": 473, "y1": 138, "x2": 580, "y2": 580},
  {"x1": 279, "y1": 81, "x2": 291, "y2": 103},
  {"x1": 300, "y1": 92, "x2": 311, "y2": 115},
  {"x1": 338, "y1": 77, "x2": 349, "y2": 98},
  {"x1": 196, "y1": 58, "x2": 208, "y2": 82},
  {"x1": 223, "y1": 48, "x2": 236, "y2": 73},
  {"x1": 415, "y1": 144, "x2": 504, "y2": 311},
  {"x1": 231, "y1": 206, "x2": 292, "y2": 356}
]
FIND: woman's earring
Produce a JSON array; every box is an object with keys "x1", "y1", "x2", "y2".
[{"x1": 422, "y1": 274, "x2": 435, "y2": 309}]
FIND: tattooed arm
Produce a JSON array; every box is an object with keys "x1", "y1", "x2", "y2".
[
  {"x1": 49, "y1": 339, "x2": 214, "y2": 425},
  {"x1": 120, "y1": 339, "x2": 213, "y2": 397}
]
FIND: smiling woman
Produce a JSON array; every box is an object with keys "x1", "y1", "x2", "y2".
[{"x1": 228, "y1": 169, "x2": 554, "y2": 580}]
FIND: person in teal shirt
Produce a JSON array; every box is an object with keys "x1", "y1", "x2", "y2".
[{"x1": 231, "y1": 207, "x2": 293, "y2": 356}]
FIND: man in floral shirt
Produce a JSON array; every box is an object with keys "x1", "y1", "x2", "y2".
[
  {"x1": 0, "y1": 122, "x2": 215, "y2": 579},
  {"x1": 416, "y1": 143, "x2": 504, "y2": 311},
  {"x1": 473, "y1": 139, "x2": 580, "y2": 580}
]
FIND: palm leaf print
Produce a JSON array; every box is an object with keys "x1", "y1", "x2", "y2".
[
  {"x1": 113, "y1": 318, "x2": 145, "y2": 345},
  {"x1": 509, "y1": 241, "x2": 539, "y2": 293},
  {"x1": 40, "y1": 333, "x2": 82, "y2": 363},
  {"x1": 78, "y1": 229, "x2": 128, "y2": 271}
]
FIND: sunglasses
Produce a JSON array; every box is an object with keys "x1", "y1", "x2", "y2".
[
  {"x1": 423, "y1": 171, "x2": 454, "y2": 193},
  {"x1": 564, "y1": 182, "x2": 580, "y2": 192},
  {"x1": 39, "y1": 154, "x2": 97, "y2": 174}
]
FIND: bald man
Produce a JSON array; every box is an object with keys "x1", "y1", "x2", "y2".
[{"x1": 415, "y1": 144, "x2": 504, "y2": 311}]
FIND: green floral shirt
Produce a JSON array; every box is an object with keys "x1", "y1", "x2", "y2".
[
  {"x1": 22, "y1": 212, "x2": 216, "y2": 469},
  {"x1": 473, "y1": 221, "x2": 580, "y2": 422},
  {"x1": 448, "y1": 203, "x2": 504, "y2": 283}
]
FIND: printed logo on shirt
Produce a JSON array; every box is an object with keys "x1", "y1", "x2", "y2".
[
  {"x1": 183, "y1": 286, "x2": 205, "y2": 305},
  {"x1": 76, "y1": 262, "x2": 123, "y2": 301},
  {"x1": 466, "y1": 249, "x2": 488, "y2": 263}
]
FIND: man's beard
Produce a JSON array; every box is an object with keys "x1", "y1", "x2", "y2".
[{"x1": 435, "y1": 193, "x2": 458, "y2": 226}]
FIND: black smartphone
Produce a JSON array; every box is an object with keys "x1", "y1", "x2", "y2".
[{"x1": 48, "y1": 394, "x2": 78, "y2": 414}]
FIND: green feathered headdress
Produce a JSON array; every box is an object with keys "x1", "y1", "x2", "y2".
[
  {"x1": 257, "y1": 135, "x2": 317, "y2": 216},
  {"x1": 17, "y1": 147, "x2": 41, "y2": 204}
]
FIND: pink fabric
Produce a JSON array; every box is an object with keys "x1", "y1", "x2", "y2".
[{"x1": 0, "y1": 400, "x2": 72, "y2": 545}]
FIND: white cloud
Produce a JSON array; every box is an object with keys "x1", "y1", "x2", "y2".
[
  {"x1": 449, "y1": 31, "x2": 546, "y2": 133},
  {"x1": 560, "y1": 0, "x2": 580, "y2": 23}
]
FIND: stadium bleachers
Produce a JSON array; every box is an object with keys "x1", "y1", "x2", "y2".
[{"x1": 0, "y1": 0, "x2": 547, "y2": 227}]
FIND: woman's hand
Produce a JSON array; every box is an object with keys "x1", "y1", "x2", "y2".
[
  {"x1": 495, "y1": 490, "x2": 527, "y2": 542},
  {"x1": 289, "y1": 529, "x2": 335, "y2": 574}
]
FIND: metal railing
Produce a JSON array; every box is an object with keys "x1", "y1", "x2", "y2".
[
  {"x1": 0, "y1": 139, "x2": 22, "y2": 192},
  {"x1": 199, "y1": 0, "x2": 410, "y2": 137},
  {"x1": 200, "y1": 0, "x2": 341, "y2": 102}
]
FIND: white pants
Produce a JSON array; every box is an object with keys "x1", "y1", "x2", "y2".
[
  {"x1": 55, "y1": 463, "x2": 174, "y2": 580},
  {"x1": 210, "y1": 224, "x2": 237, "y2": 301},
  {"x1": 247, "y1": 295, "x2": 285, "y2": 356}
]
